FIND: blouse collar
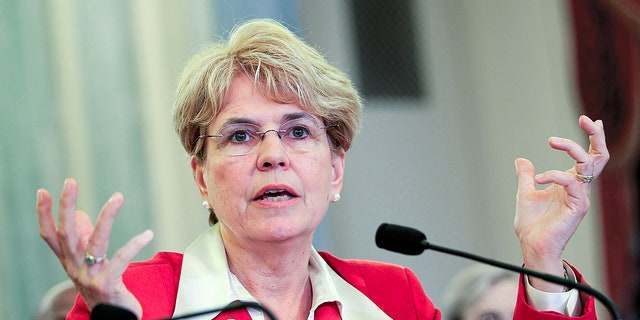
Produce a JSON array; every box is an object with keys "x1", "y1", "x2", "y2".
[{"x1": 172, "y1": 224, "x2": 390, "y2": 319}]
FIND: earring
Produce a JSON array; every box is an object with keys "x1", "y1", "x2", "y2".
[
  {"x1": 202, "y1": 201, "x2": 210, "y2": 210},
  {"x1": 332, "y1": 193, "x2": 341, "y2": 203}
]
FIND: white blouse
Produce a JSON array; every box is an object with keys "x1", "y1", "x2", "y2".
[
  {"x1": 171, "y1": 224, "x2": 579, "y2": 319},
  {"x1": 172, "y1": 224, "x2": 391, "y2": 320}
]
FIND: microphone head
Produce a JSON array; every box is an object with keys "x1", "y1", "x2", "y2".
[
  {"x1": 91, "y1": 304, "x2": 137, "y2": 320},
  {"x1": 375, "y1": 223, "x2": 426, "y2": 255}
]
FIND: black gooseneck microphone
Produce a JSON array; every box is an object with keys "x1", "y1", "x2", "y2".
[
  {"x1": 375, "y1": 223, "x2": 622, "y2": 320},
  {"x1": 165, "y1": 301, "x2": 277, "y2": 320},
  {"x1": 91, "y1": 301, "x2": 278, "y2": 320}
]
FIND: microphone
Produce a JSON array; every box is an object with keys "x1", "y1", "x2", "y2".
[
  {"x1": 375, "y1": 223, "x2": 622, "y2": 320},
  {"x1": 91, "y1": 301, "x2": 277, "y2": 320},
  {"x1": 91, "y1": 304, "x2": 137, "y2": 320},
  {"x1": 166, "y1": 301, "x2": 277, "y2": 320}
]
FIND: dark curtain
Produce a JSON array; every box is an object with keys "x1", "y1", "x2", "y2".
[{"x1": 569, "y1": 0, "x2": 640, "y2": 317}]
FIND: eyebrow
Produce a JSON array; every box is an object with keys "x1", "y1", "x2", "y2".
[
  {"x1": 282, "y1": 111, "x2": 317, "y2": 123},
  {"x1": 216, "y1": 112, "x2": 318, "y2": 129},
  {"x1": 217, "y1": 117, "x2": 259, "y2": 129}
]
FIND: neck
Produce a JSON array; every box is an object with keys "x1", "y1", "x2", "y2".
[{"x1": 221, "y1": 232, "x2": 315, "y2": 319}]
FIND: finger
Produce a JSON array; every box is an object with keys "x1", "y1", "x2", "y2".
[
  {"x1": 535, "y1": 170, "x2": 589, "y2": 212},
  {"x1": 579, "y1": 115, "x2": 605, "y2": 142},
  {"x1": 515, "y1": 158, "x2": 536, "y2": 195},
  {"x1": 579, "y1": 116, "x2": 609, "y2": 176},
  {"x1": 86, "y1": 193, "x2": 124, "y2": 258},
  {"x1": 58, "y1": 179, "x2": 80, "y2": 258},
  {"x1": 75, "y1": 211, "x2": 95, "y2": 252},
  {"x1": 547, "y1": 137, "x2": 592, "y2": 174},
  {"x1": 37, "y1": 189, "x2": 62, "y2": 257},
  {"x1": 106, "y1": 230, "x2": 154, "y2": 277},
  {"x1": 534, "y1": 169, "x2": 572, "y2": 185}
]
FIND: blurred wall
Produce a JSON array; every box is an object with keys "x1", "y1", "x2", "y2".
[
  {"x1": 302, "y1": 0, "x2": 604, "y2": 311},
  {"x1": 0, "y1": 0, "x2": 604, "y2": 318}
]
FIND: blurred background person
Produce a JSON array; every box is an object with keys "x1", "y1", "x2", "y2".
[
  {"x1": 441, "y1": 264, "x2": 519, "y2": 320},
  {"x1": 34, "y1": 280, "x2": 77, "y2": 320}
]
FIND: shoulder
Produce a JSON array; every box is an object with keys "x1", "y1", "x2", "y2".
[
  {"x1": 319, "y1": 251, "x2": 439, "y2": 320},
  {"x1": 123, "y1": 252, "x2": 184, "y2": 319},
  {"x1": 123, "y1": 251, "x2": 183, "y2": 291},
  {"x1": 126, "y1": 251, "x2": 183, "y2": 273},
  {"x1": 68, "y1": 252, "x2": 185, "y2": 320},
  {"x1": 123, "y1": 251, "x2": 183, "y2": 284},
  {"x1": 319, "y1": 251, "x2": 417, "y2": 284},
  {"x1": 319, "y1": 251, "x2": 399, "y2": 270}
]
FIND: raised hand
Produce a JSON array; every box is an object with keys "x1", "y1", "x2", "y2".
[
  {"x1": 514, "y1": 115, "x2": 609, "y2": 291},
  {"x1": 37, "y1": 178, "x2": 154, "y2": 318}
]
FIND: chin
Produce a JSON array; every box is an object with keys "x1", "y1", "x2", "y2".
[{"x1": 256, "y1": 221, "x2": 315, "y2": 243}]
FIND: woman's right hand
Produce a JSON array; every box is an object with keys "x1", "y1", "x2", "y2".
[{"x1": 37, "y1": 178, "x2": 154, "y2": 319}]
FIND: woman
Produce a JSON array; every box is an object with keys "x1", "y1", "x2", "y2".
[
  {"x1": 36, "y1": 19, "x2": 608, "y2": 319},
  {"x1": 442, "y1": 264, "x2": 519, "y2": 320},
  {"x1": 35, "y1": 280, "x2": 78, "y2": 320}
]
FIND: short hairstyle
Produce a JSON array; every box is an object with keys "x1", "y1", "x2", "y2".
[
  {"x1": 441, "y1": 264, "x2": 518, "y2": 320},
  {"x1": 174, "y1": 18, "x2": 363, "y2": 164},
  {"x1": 173, "y1": 19, "x2": 362, "y2": 225},
  {"x1": 34, "y1": 280, "x2": 77, "y2": 320}
]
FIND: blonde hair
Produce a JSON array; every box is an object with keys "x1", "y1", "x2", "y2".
[{"x1": 174, "y1": 18, "x2": 362, "y2": 164}]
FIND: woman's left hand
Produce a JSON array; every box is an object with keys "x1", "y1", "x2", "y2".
[{"x1": 514, "y1": 115, "x2": 609, "y2": 292}]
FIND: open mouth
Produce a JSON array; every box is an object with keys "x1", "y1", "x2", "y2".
[{"x1": 254, "y1": 189, "x2": 295, "y2": 202}]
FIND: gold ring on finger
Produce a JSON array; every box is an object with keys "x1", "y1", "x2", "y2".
[
  {"x1": 575, "y1": 173, "x2": 595, "y2": 183},
  {"x1": 84, "y1": 252, "x2": 106, "y2": 266}
]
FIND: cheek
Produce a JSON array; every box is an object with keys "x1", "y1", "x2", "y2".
[
  {"x1": 206, "y1": 160, "x2": 250, "y2": 202},
  {"x1": 299, "y1": 157, "x2": 334, "y2": 195}
]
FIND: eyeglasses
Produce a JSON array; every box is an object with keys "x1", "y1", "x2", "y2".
[{"x1": 198, "y1": 116, "x2": 337, "y2": 156}]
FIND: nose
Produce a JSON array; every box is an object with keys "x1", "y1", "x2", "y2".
[
  {"x1": 259, "y1": 129, "x2": 282, "y2": 140},
  {"x1": 256, "y1": 130, "x2": 289, "y2": 170}
]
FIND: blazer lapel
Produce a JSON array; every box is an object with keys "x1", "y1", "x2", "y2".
[
  {"x1": 314, "y1": 302, "x2": 342, "y2": 319},
  {"x1": 213, "y1": 308, "x2": 253, "y2": 320},
  {"x1": 211, "y1": 302, "x2": 342, "y2": 320}
]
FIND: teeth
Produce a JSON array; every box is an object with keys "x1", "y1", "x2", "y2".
[
  {"x1": 265, "y1": 194, "x2": 292, "y2": 202},
  {"x1": 259, "y1": 189, "x2": 293, "y2": 202}
]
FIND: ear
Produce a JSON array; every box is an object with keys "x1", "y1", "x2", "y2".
[
  {"x1": 191, "y1": 156, "x2": 209, "y2": 200},
  {"x1": 330, "y1": 149, "x2": 346, "y2": 196}
]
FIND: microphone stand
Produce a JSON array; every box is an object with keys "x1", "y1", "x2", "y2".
[
  {"x1": 424, "y1": 239, "x2": 622, "y2": 320},
  {"x1": 162, "y1": 301, "x2": 277, "y2": 320},
  {"x1": 92, "y1": 301, "x2": 278, "y2": 320},
  {"x1": 375, "y1": 223, "x2": 622, "y2": 320}
]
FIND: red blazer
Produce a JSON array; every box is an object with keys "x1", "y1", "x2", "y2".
[{"x1": 67, "y1": 251, "x2": 596, "y2": 319}]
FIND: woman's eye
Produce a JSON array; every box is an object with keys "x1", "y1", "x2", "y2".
[
  {"x1": 230, "y1": 130, "x2": 251, "y2": 142},
  {"x1": 288, "y1": 126, "x2": 309, "y2": 138}
]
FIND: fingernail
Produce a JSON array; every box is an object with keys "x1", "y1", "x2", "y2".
[
  {"x1": 63, "y1": 178, "x2": 74, "y2": 192},
  {"x1": 535, "y1": 174, "x2": 543, "y2": 180},
  {"x1": 36, "y1": 189, "x2": 43, "y2": 202},
  {"x1": 108, "y1": 193, "x2": 123, "y2": 204},
  {"x1": 549, "y1": 137, "x2": 564, "y2": 144},
  {"x1": 142, "y1": 229, "x2": 154, "y2": 241}
]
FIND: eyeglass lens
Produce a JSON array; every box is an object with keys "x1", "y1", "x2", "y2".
[{"x1": 210, "y1": 117, "x2": 330, "y2": 156}]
